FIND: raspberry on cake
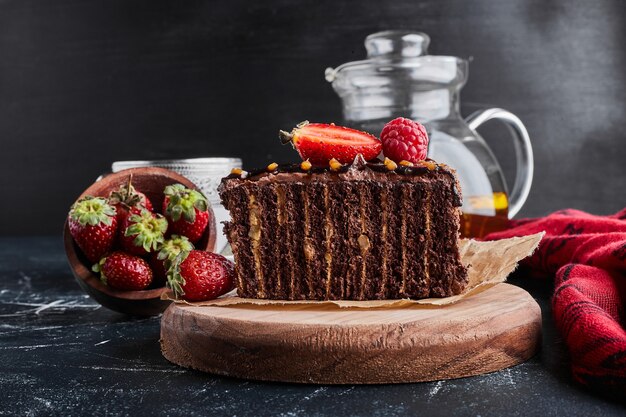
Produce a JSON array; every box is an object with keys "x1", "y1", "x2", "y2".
[{"x1": 381, "y1": 117, "x2": 429, "y2": 163}]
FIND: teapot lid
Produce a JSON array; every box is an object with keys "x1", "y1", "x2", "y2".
[
  {"x1": 325, "y1": 30, "x2": 467, "y2": 87},
  {"x1": 364, "y1": 30, "x2": 430, "y2": 59}
]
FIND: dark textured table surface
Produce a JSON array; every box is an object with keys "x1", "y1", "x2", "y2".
[{"x1": 1, "y1": 236, "x2": 625, "y2": 416}]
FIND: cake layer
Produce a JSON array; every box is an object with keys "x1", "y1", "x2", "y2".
[{"x1": 219, "y1": 158, "x2": 468, "y2": 300}]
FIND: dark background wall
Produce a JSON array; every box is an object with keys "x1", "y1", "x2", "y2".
[{"x1": 1, "y1": 0, "x2": 625, "y2": 235}]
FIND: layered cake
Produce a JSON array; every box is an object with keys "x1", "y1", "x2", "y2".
[{"x1": 218, "y1": 155, "x2": 469, "y2": 300}]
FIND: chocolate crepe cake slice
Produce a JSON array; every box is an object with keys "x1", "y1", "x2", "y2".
[{"x1": 218, "y1": 156, "x2": 468, "y2": 301}]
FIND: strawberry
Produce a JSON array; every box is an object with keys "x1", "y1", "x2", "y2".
[
  {"x1": 167, "y1": 250, "x2": 235, "y2": 301},
  {"x1": 93, "y1": 252, "x2": 153, "y2": 291},
  {"x1": 380, "y1": 117, "x2": 429, "y2": 163},
  {"x1": 108, "y1": 175, "x2": 153, "y2": 225},
  {"x1": 68, "y1": 196, "x2": 118, "y2": 262},
  {"x1": 149, "y1": 235, "x2": 194, "y2": 287},
  {"x1": 120, "y1": 208, "x2": 168, "y2": 256},
  {"x1": 162, "y1": 184, "x2": 210, "y2": 244},
  {"x1": 279, "y1": 121, "x2": 381, "y2": 166}
]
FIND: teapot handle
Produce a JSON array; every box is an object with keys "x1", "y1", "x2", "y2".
[{"x1": 465, "y1": 108, "x2": 533, "y2": 218}]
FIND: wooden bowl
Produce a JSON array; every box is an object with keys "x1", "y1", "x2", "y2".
[{"x1": 63, "y1": 167, "x2": 217, "y2": 316}]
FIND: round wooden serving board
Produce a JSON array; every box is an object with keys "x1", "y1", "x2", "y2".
[{"x1": 160, "y1": 283, "x2": 541, "y2": 384}]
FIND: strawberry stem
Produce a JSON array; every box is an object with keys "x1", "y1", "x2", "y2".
[
  {"x1": 108, "y1": 175, "x2": 143, "y2": 208},
  {"x1": 278, "y1": 130, "x2": 293, "y2": 145},
  {"x1": 279, "y1": 121, "x2": 310, "y2": 145}
]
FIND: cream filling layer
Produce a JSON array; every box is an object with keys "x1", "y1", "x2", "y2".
[
  {"x1": 424, "y1": 187, "x2": 431, "y2": 290},
  {"x1": 380, "y1": 189, "x2": 388, "y2": 297},
  {"x1": 275, "y1": 185, "x2": 286, "y2": 295},
  {"x1": 324, "y1": 185, "x2": 333, "y2": 299},
  {"x1": 247, "y1": 193, "x2": 265, "y2": 298},
  {"x1": 303, "y1": 188, "x2": 315, "y2": 298},
  {"x1": 358, "y1": 184, "x2": 370, "y2": 300},
  {"x1": 228, "y1": 227, "x2": 245, "y2": 294},
  {"x1": 400, "y1": 185, "x2": 408, "y2": 295}
]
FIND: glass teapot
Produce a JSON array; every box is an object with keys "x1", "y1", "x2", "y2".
[{"x1": 325, "y1": 31, "x2": 533, "y2": 237}]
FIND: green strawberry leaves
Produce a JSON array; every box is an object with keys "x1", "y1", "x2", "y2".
[
  {"x1": 163, "y1": 184, "x2": 208, "y2": 223},
  {"x1": 157, "y1": 235, "x2": 194, "y2": 262},
  {"x1": 124, "y1": 209, "x2": 168, "y2": 252},
  {"x1": 69, "y1": 196, "x2": 116, "y2": 227},
  {"x1": 158, "y1": 235, "x2": 194, "y2": 290},
  {"x1": 166, "y1": 251, "x2": 188, "y2": 298},
  {"x1": 92, "y1": 256, "x2": 108, "y2": 285}
]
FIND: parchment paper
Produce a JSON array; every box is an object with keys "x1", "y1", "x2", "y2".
[{"x1": 162, "y1": 232, "x2": 544, "y2": 309}]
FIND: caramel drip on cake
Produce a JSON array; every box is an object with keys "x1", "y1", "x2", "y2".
[
  {"x1": 400, "y1": 185, "x2": 408, "y2": 295},
  {"x1": 387, "y1": 184, "x2": 404, "y2": 297},
  {"x1": 423, "y1": 187, "x2": 432, "y2": 290},
  {"x1": 223, "y1": 187, "x2": 249, "y2": 296},
  {"x1": 379, "y1": 188, "x2": 389, "y2": 298},
  {"x1": 285, "y1": 184, "x2": 305, "y2": 299},
  {"x1": 276, "y1": 185, "x2": 286, "y2": 226},
  {"x1": 227, "y1": 226, "x2": 243, "y2": 290},
  {"x1": 401, "y1": 183, "x2": 428, "y2": 297},
  {"x1": 258, "y1": 185, "x2": 282, "y2": 297},
  {"x1": 275, "y1": 184, "x2": 287, "y2": 297},
  {"x1": 323, "y1": 185, "x2": 333, "y2": 299},
  {"x1": 360, "y1": 182, "x2": 383, "y2": 299},
  {"x1": 427, "y1": 184, "x2": 453, "y2": 297},
  {"x1": 302, "y1": 187, "x2": 314, "y2": 298},
  {"x1": 358, "y1": 184, "x2": 370, "y2": 300},
  {"x1": 333, "y1": 183, "x2": 356, "y2": 299},
  {"x1": 305, "y1": 183, "x2": 328, "y2": 299},
  {"x1": 429, "y1": 183, "x2": 468, "y2": 296},
  {"x1": 247, "y1": 193, "x2": 266, "y2": 298}
]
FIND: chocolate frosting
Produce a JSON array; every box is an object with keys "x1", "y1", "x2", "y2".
[{"x1": 220, "y1": 156, "x2": 462, "y2": 207}]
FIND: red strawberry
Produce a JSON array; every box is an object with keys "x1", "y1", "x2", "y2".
[
  {"x1": 120, "y1": 209, "x2": 168, "y2": 256},
  {"x1": 149, "y1": 235, "x2": 194, "y2": 287},
  {"x1": 380, "y1": 117, "x2": 429, "y2": 163},
  {"x1": 68, "y1": 196, "x2": 118, "y2": 263},
  {"x1": 162, "y1": 184, "x2": 210, "y2": 244},
  {"x1": 167, "y1": 250, "x2": 234, "y2": 301},
  {"x1": 108, "y1": 176, "x2": 153, "y2": 225},
  {"x1": 279, "y1": 121, "x2": 381, "y2": 166},
  {"x1": 93, "y1": 252, "x2": 153, "y2": 291}
]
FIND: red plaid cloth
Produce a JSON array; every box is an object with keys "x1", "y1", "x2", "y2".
[{"x1": 485, "y1": 208, "x2": 626, "y2": 396}]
